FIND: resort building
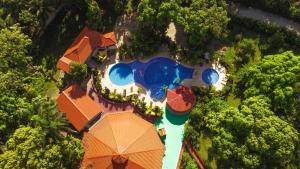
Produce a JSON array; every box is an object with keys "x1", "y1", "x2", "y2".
[
  {"x1": 80, "y1": 111, "x2": 164, "y2": 169},
  {"x1": 57, "y1": 26, "x2": 117, "y2": 72},
  {"x1": 56, "y1": 84, "x2": 102, "y2": 131}
]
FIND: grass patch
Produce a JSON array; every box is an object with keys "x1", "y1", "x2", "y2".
[
  {"x1": 226, "y1": 93, "x2": 241, "y2": 108},
  {"x1": 198, "y1": 134, "x2": 217, "y2": 169},
  {"x1": 44, "y1": 81, "x2": 59, "y2": 99},
  {"x1": 180, "y1": 149, "x2": 198, "y2": 169},
  {"x1": 223, "y1": 47, "x2": 235, "y2": 72}
]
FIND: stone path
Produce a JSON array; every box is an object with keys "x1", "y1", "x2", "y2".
[{"x1": 229, "y1": 3, "x2": 300, "y2": 34}]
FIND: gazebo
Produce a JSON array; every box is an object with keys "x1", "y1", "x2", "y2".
[
  {"x1": 80, "y1": 111, "x2": 164, "y2": 169},
  {"x1": 166, "y1": 86, "x2": 195, "y2": 115}
]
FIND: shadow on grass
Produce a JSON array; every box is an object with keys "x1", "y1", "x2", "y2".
[{"x1": 165, "y1": 107, "x2": 189, "y2": 126}]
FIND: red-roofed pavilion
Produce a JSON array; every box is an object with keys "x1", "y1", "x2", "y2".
[
  {"x1": 57, "y1": 26, "x2": 117, "y2": 72},
  {"x1": 81, "y1": 111, "x2": 164, "y2": 169},
  {"x1": 56, "y1": 84, "x2": 102, "y2": 131},
  {"x1": 166, "y1": 86, "x2": 195, "y2": 115}
]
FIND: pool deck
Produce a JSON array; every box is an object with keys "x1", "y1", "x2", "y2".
[{"x1": 182, "y1": 61, "x2": 227, "y2": 91}]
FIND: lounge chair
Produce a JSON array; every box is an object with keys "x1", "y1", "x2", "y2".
[{"x1": 158, "y1": 128, "x2": 166, "y2": 137}]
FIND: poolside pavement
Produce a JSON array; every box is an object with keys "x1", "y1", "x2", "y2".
[
  {"x1": 100, "y1": 55, "x2": 227, "y2": 108},
  {"x1": 182, "y1": 61, "x2": 227, "y2": 91}
]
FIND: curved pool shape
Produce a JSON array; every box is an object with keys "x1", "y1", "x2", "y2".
[
  {"x1": 109, "y1": 63, "x2": 134, "y2": 86},
  {"x1": 202, "y1": 68, "x2": 219, "y2": 84},
  {"x1": 109, "y1": 57, "x2": 194, "y2": 100}
]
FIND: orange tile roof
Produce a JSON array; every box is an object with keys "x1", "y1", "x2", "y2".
[
  {"x1": 70, "y1": 26, "x2": 117, "y2": 49},
  {"x1": 81, "y1": 111, "x2": 164, "y2": 169},
  {"x1": 101, "y1": 32, "x2": 117, "y2": 47},
  {"x1": 167, "y1": 86, "x2": 195, "y2": 114},
  {"x1": 63, "y1": 36, "x2": 93, "y2": 63},
  {"x1": 56, "y1": 26, "x2": 117, "y2": 72},
  {"x1": 57, "y1": 57, "x2": 72, "y2": 72},
  {"x1": 56, "y1": 84, "x2": 102, "y2": 131}
]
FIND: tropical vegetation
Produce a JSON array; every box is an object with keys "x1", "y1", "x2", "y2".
[{"x1": 1, "y1": 0, "x2": 300, "y2": 168}]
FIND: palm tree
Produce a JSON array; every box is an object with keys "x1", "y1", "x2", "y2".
[{"x1": 30, "y1": 96, "x2": 69, "y2": 142}]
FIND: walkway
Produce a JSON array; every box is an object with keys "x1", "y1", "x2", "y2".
[
  {"x1": 229, "y1": 3, "x2": 300, "y2": 34},
  {"x1": 155, "y1": 106, "x2": 189, "y2": 169}
]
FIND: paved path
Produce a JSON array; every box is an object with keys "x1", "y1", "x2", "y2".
[{"x1": 229, "y1": 3, "x2": 300, "y2": 34}]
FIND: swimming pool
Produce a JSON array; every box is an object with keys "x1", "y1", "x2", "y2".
[
  {"x1": 202, "y1": 68, "x2": 219, "y2": 85},
  {"x1": 109, "y1": 63, "x2": 134, "y2": 86},
  {"x1": 109, "y1": 57, "x2": 194, "y2": 100}
]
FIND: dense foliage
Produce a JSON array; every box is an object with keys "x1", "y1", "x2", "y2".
[
  {"x1": 67, "y1": 62, "x2": 88, "y2": 84},
  {"x1": 1, "y1": 0, "x2": 300, "y2": 168},
  {"x1": 128, "y1": 0, "x2": 229, "y2": 57},
  {"x1": 0, "y1": 0, "x2": 70, "y2": 38},
  {"x1": 186, "y1": 97, "x2": 299, "y2": 168},
  {"x1": 236, "y1": 51, "x2": 300, "y2": 126},
  {"x1": 85, "y1": 0, "x2": 103, "y2": 30},
  {"x1": 0, "y1": 127, "x2": 83, "y2": 169},
  {"x1": 0, "y1": 25, "x2": 84, "y2": 168}
]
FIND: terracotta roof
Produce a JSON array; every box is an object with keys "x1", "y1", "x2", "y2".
[
  {"x1": 57, "y1": 57, "x2": 72, "y2": 72},
  {"x1": 56, "y1": 26, "x2": 117, "y2": 72},
  {"x1": 63, "y1": 36, "x2": 93, "y2": 63},
  {"x1": 70, "y1": 26, "x2": 117, "y2": 48},
  {"x1": 167, "y1": 86, "x2": 195, "y2": 114},
  {"x1": 81, "y1": 111, "x2": 164, "y2": 169},
  {"x1": 101, "y1": 32, "x2": 117, "y2": 47},
  {"x1": 56, "y1": 84, "x2": 102, "y2": 131},
  {"x1": 57, "y1": 36, "x2": 93, "y2": 72}
]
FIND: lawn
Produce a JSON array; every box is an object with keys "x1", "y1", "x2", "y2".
[
  {"x1": 44, "y1": 81, "x2": 59, "y2": 99},
  {"x1": 227, "y1": 93, "x2": 241, "y2": 108},
  {"x1": 198, "y1": 134, "x2": 217, "y2": 169}
]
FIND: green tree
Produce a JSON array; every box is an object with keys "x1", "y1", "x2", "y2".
[
  {"x1": 68, "y1": 62, "x2": 88, "y2": 84},
  {"x1": 236, "y1": 51, "x2": 300, "y2": 124},
  {"x1": 85, "y1": 0, "x2": 103, "y2": 30},
  {"x1": 0, "y1": 92, "x2": 32, "y2": 143},
  {"x1": 235, "y1": 38, "x2": 260, "y2": 67},
  {"x1": 0, "y1": 0, "x2": 69, "y2": 37},
  {"x1": 186, "y1": 97, "x2": 299, "y2": 168},
  {"x1": 0, "y1": 25, "x2": 32, "y2": 71},
  {"x1": 30, "y1": 96, "x2": 69, "y2": 141},
  {"x1": 0, "y1": 126, "x2": 84, "y2": 169},
  {"x1": 176, "y1": 0, "x2": 229, "y2": 47}
]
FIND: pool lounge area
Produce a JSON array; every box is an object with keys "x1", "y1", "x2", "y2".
[{"x1": 109, "y1": 57, "x2": 194, "y2": 100}]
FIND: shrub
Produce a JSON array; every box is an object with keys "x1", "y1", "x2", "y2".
[
  {"x1": 67, "y1": 62, "x2": 88, "y2": 83},
  {"x1": 97, "y1": 50, "x2": 107, "y2": 63}
]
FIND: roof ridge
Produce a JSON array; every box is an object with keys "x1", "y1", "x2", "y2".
[
  {"x1": 63, "y1": 36, "x2": 90, "y2": 63},
  {"x1": 62, "y1": 88, "x2": 90, "y2": 121},
  {"x1": 84, "y1": 132, "x2": 117, "y2": 159},
  {"x1": 123, "y1": 147, "x2": 164, "y2": 156},
  {"x1": 106, "y1": 115, "x2": 119, "y2": 153},
  {"x1": 122, "y1": 148, "x2": 164, "y2": 169},
  {"x1": 120, "y1": 124, "x2": 155, "y2": 154}
]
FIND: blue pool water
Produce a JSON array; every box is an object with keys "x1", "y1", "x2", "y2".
[
  {"x1": 109, "y1": 57, "x2": 194, "y2": 100},
  {"x1": 202, "y1": 68, "x2": 219, "y2": 84},
  {"x1": 109, "y1": 63, "x2": 134, "y2": 86}
]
